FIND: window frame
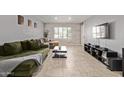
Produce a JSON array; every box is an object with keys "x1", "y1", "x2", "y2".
[{"x1": 54, "y1": 27, "x2": 72, "y2": 39}]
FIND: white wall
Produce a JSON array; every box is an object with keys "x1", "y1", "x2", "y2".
[
  {"x1": 81, "y1": 23, "x2": 84, "y2": 46},
  {"x1": 84, "y1": 15, "x2": 124, "y2": 56},
  {"x1": 45, "y1": 23, "x2": 81, "y2": 45},
  {"x1": 0, "y1": 15, "x2": 44, "y2": 45}
]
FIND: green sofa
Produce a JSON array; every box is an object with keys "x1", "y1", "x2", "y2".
[
  {"x1": 0, "y1": 39, "x2": 50, "y2": 77},
  {"x1": 8, "y1": 59, "x2": 39, "y2": 77}
]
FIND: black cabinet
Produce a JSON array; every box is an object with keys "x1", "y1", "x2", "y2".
[
  {"x1": 95, "y1": 48, "x2": 104, "y2": 61},
  {"x1": 91, "y1": 47, "x2": 97, "y2": 57},
  {"x1": 101, "y1": 50, "x2": 118, "y2": 66},
  {"x1": 107, "y1": 57, "x2": 122, "y2": 71},
  {"x1": 122, "y1": 60, "x2": 124, "y2": 76},
  {"x1": 84, "y1": 43, "x2": 92, "y2": 54},
  {"x1": 84, "y1": 44, "x2": 124, "y2": 76},
  {"x1": 84, "y1": 43, "x2": 121, "y2": 71},
  {"x1": 122, "y1": 48, "x2": 124, "y2": 76}
]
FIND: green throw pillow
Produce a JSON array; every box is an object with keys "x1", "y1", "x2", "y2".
[
  {"x1": 28, "y1": 39, "x2": 41, "y2": 50},
  {"x1": 21, "y1": 40, "x2": 30, "y2": 50},
  {"x1": 0, "y1": 45, "x2": 5, "y2": 56},
  {"x1": 4, "y1": 42, "x2": 22, "y2": 56},
  {"x1": 13, "y1": 59, "x2": 37, "y2": 71}
]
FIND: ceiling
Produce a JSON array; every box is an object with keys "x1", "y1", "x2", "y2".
[{"x1": 36, "y1": 15, "x2": 91, "y2": 23}]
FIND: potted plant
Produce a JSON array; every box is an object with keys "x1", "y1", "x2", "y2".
[
  {"x1": 43, "y1": 30, "x2": 49, "y2": 42},
  {"x1": 44, "y1": 31, "x2": 48, "y2": 38}
]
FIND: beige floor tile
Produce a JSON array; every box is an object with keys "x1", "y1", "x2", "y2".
[{"x1": 36, "y1": 45, "x2": 122, "y2": 77}]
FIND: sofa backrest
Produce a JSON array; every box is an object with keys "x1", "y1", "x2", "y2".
[
  {"x1": 4, "y1": 42, "x2": 23, "y2": 56},
  {"x1": 0, "y1": 46, "x2": 4, "y2": 56},
  {"x1": 28, "y1": 39, "x2": 41, "y2": 50},
  {"x1": 21, "y1": 40, "x2": 30, "y2": 50},
  {"x1": 0, "y1": 39, "x2": 48, "y2": 56}
]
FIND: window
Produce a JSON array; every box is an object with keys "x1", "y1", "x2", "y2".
[
  {"x1": 100, "y1": 26, "x2": 106, "y2": 38},
  {"x1": 54, "y1": 27, "x2": 72, "y2": 39},
  {"x1": 92, "y1": 26, "x2": 101, "y2": 38},
  {"x1": 67, "y1": 27, "x2": 72, "y2": 39},
  {"x1": 92, "y1": 27, "x2": 97, "y2": 38},
  {"x1": 54, "y1": 27, "x2": 59, "y2": 38},
  {"x1": 92, "y1": 26, "x2": 106, "y2": 38},
  {"x1": 96, "y1": 27, "x2": 101, "y2": 38}
]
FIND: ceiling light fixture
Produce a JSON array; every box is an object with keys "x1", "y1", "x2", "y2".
[{"x1": 54, "y1": 17, "x2": 58, "y2": 20}]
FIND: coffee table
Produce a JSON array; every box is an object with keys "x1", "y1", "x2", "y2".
[{"x1": 52, "y1": 46, "x2": 67, "y2": 58}]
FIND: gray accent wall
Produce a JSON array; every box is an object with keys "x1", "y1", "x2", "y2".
[
  {"x1": 84, "y1": 15, "x2": 124, "y2": 56},
  {"x1": 84, "y1": 15, "x2": 124, "y2": 57},
  {"x1": 0, "y1": 15, "x2": 44, "y2": 45}
]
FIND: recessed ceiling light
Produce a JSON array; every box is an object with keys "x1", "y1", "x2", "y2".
[
  {"x1": 68, "y1": 17, "x2": 72, "y2": 20},
  {"x1": 54, "y1": 17, "x2": 58, "y2": 20}
]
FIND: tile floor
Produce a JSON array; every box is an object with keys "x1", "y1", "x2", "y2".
[{"x1": 36, "y1": 45, "x2": 122, "y2": 77}]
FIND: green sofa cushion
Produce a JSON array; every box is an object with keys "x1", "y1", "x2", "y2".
[
  {"x1": 41, "y1": 44, "x2": 48, "y2": 48},
  {"x1": 28, "y1": 39, "x2": 41, "y2": 50},
  {"x1": 21, "y1": 40, "x2": 30, "y2": 50},
  {"x1": 36, "y1": 48, "x2": 50, "y2": 58},
  {"x1": 8, "y1": 65, "x2": 37, "y2": 77},
  {"x1": 4, "y1": 42, "x2": 22, "y2": 56},
  {"x1": 0, "y1": 46, "x2": 5, "y2": 56},
  {"x1": 10, "y1": 67, "x2": 36, "y2": 77},
  {"x1": 14, "y1": 59, "x2": 38, "y2": 71},
  {"x1": 0, "y1": 48, "x2": 50, "y2": 61},
  {"x1": 8, "y1": 59, "x2": 38, "y2": 77}
]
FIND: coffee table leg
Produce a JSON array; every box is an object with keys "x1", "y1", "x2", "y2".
[{"x1": 52, "y1": 52, "x2": 56, "y2": 58}]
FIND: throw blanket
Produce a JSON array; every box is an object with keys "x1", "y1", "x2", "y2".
[{"x1": 0, "y1": 53, "x2": 42, "y2": 77}]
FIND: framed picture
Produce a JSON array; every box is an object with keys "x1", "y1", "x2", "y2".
[
  {"x1": 34, "y1": 22, "x2": 37, "y2": 28},
  {"x1": 28, "y1": 20, "x2": 32, "y2": 27},
  {"x1": 18, "y1": 15, "x2": 24, "y2": 25}
]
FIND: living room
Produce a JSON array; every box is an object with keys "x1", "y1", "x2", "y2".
[
  {"x1": 0, "y1": 15, "x2": 124, "y2": 77},
  {"x1": 1, "y1": 0, "x2": 124, "y2": 93},
  {"x1": 0, "y1": 15, "x2": 89, "y2": 77}
]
